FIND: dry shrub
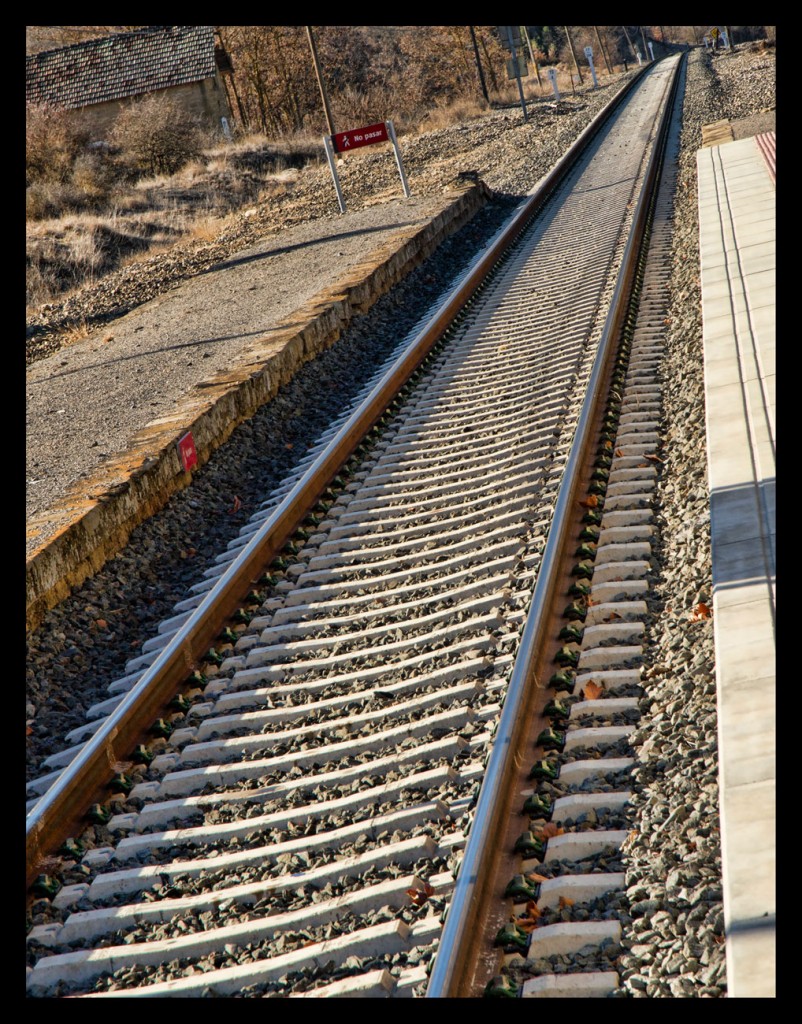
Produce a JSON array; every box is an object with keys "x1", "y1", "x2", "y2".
[
  {"x1": 111, "y1": 93, "x2": 206, "y2": 177},
  {"x1": 26, "y1": 259, "x2": 59, "y2": 311},
  {"x1": 27, "y1": 180, "x2": 73, "y2": 221},
  {"x1": 331, "y1": 86, "x2": 387, "y2": 132},
  {"x1": 70, "y1": 150, "x2": 121, "y2": 204},
  {"x1": 26, "y1": 210, "x2": 169, "y2": 306},
  {"x1": 27, "y1": 103, "x2": 123, "y2": 219},
  {"x1": 26, "y1": 102, "x2": 90, "y2": 185}
]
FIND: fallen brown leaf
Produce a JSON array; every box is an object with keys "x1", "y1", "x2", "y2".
[
  {"x1": 558, "y1": 896, "x2": 575, "y2": 909},
  {"x1": 537, "y1": 822, "x2": 565, "y2": 839},
  {"x1": 406, "y1": 881, "x2": 435, "y2": 906},
  {"x1": 584, "y1": 680, "x2": 605, "y2": 700},
  {"x1": 578, "y1": 495, "x2": 599, "y2": 509},
  {"x1": 690, "y1": 602, "x2": 712, "y2": 621},
  {"x1": 514, "y1": 900, "x2": 542, "y2": 931}
]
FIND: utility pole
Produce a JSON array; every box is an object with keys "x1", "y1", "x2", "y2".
[
  {"x1": 306, "y1": 26, "x2": 335, "y2": 137},
  {"x1": 564, "y1": 26, "x2": 583, "y2": 83},
  {"x1": 621, "y1": 25, "x2": 638, "y2": 60},
  {"x1": 639, "y1": 27, "x2": 650, "y2": 59},
  {"x1": 520, "y1": 25, "x2": 542, "y2": 87},
  {"x1": 503, "y1": 26, "x2": 528, "y2": 122},
  {"x1": 469, "y1": 26, "x2": 489, "y2": 102},
  {"x1": 593, "y1": 26, "x2": 612, "y2": 74}
]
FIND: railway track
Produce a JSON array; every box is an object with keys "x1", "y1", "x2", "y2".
[{"x1": 27, "y1": 53, "x2": 686, "y2": 997}]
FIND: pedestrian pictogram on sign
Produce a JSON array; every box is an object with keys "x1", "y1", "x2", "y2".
[{"x1": 177, "y1": 431, "x2": 197, "y2": 472}]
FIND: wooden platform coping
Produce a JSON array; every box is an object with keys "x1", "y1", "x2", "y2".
[{"x1": 701, "y1": 120, "x2": 734, "y2": 147}]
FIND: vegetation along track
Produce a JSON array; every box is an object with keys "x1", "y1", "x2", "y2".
[{"x1": 27, "y1": 54, "x2": 684, "y2": 997}]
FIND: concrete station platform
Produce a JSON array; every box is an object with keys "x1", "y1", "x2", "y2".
[
  {"x1": 696, "y1": 131, "x2": 775, "y2": 997},
  {"x1": 25, "y1": 183, "x2": 489, "y2": 632}
]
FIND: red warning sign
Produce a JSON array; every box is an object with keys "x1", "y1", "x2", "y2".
[
  {"x1": 177, "y1": 431, "x2": 197, "y2": 472},
  {"x1": 332, "y1": 121, "x2": 389, "y2": 153}
]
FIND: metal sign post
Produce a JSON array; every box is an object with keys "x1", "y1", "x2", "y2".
[
  {"x1": 386, "y1": 120, "x2": 411, "y2": 199},
  {"x1": 323, "y1": 134, "x2": 346, "y2": 214}
]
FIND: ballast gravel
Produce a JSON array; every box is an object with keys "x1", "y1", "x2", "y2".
[{"x1": 26, "y1": 44, "x2": 775, "y2": 998}]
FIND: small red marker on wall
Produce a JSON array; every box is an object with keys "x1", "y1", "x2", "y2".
[{"x1": 177, "y1": 431, "x2": 198, "y2": 472}]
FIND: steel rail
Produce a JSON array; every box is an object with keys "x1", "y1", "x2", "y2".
[
  {"x1": 425, "y1": 53, "x2": 684, "y2": 998},
  {"x1": 26, "y1": 68, "x2": 648, "y2": 890}
]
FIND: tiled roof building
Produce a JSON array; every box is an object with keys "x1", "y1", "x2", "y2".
[{"x1": 26, "y1": 26, "x2": 233, "y2": 136}]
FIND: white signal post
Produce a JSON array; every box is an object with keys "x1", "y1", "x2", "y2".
[
  {"x1": 584, "y1": 45, "x2": 598, "y2": 88},
  {"x1": 547, "y1": 67, "x2": 560, "y2": 101}
]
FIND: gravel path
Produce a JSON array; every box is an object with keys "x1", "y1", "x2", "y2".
[
  {"x1": 27, "y1": 44, "x2": 776, "y2": 997},
  {"x1": 26, "y1": 195, "x2": 451, "y2": 527}
]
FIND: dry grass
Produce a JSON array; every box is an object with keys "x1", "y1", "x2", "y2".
[
  {"x1": 420, "y1": 95, "x2": 491, "y2": 131},
  {"x1": 187, "y1": 210, "x2": 237, "y2": 243},
  {"x1": 61, "y1": 318, "x2": 91, "y2": 344},
  {"x1": 26, "y1": 204, "x2": 187, "y2": 308},
  {"x1": 25, "y1": 92, "x2": 503, "y2": 309}
]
